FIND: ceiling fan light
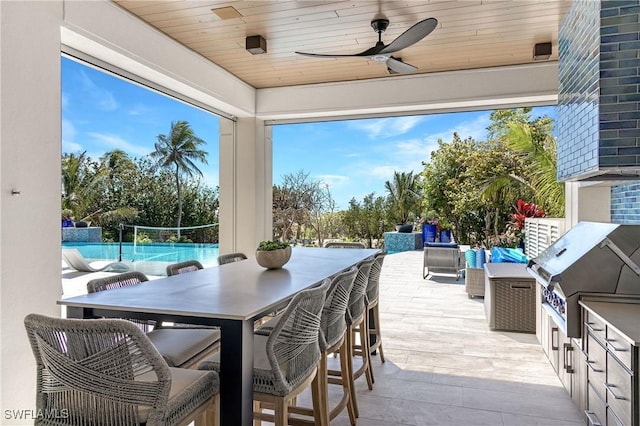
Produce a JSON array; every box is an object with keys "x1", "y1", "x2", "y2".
[{"x1": 371, "y1": 54, "x2": 389, "y2": 62}]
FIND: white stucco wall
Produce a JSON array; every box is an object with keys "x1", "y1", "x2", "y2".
[{"x1": 1, "y1": 1, "x2": 63, "y2": 419}]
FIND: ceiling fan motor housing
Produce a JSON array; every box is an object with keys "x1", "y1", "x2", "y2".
[{"x1": 371, "y1": 19, "x2": 390, "y2": 33}]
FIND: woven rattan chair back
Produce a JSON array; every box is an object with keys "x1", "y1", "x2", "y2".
[
  {"x1": 86, "y1": 271, "x2": 148, "y2": 293},
  {"x1": 346, "y1": 258, "x2": 375, "y2": 325},
  {"x1": 86, "y1": 272, "x2": 154, "y2": 331},
  {"x1": 366, "y1": 252, "x2": 386, "y2": 305},
  {"x1": 217, "y1": 252, "x2": 247, "y2": 265},
  {"x1": 166, "y1": 260, "x2": 204, "y2": 276},
  {"x1": 261, "y1": 281, "x2": 328, "y2": 396},
  {"x1": 319, "y1": 267, "x2": 358, "y2": 352},
  {"x1": 324, "y1": 242, "x2": 366, "y2": 249},
  {"x1": 24, "y1": 314, "x2": 171, "y2": 425}
]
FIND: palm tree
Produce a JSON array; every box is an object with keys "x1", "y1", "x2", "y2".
[
  {"x1": 481, "y1": 121, "x2": 564, "y2": 217},
  {"x1": 61, "y1": 151, "x2": 104, "y2": 221},
  {"x1": 384, "y1": 170, "x2": 421, "y2": 225},
  {"x1": 151, "y1": 121, "x2": 208, "y2": 236}
]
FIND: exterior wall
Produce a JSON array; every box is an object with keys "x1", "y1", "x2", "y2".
[
  {"x1": 1, "y1": 1, "x2": 63, "y2": 419},
  {"x1": 612, "y1": 183, "x2": 640, "y2": 223},
  {"x1": 557, "y1": 0, "x2": 600, "y2": 180},
  {"x1": 599, "y1": 1, "x2": 640, "y2": 169},
  {"x1": 558, "y1": 0, "x2": 640, "y2": 181}
]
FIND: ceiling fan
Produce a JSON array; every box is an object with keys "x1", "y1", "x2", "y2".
[{"x1": 295, "y1": 16, "x2": 438, "y2": 75}]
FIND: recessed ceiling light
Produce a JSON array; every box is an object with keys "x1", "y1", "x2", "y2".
[{"x1": 211, "y1": 6, "x2": 242, "y2": 20}]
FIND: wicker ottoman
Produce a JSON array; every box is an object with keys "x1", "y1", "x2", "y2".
[
  {"x1": 465, "y1": 268, "x2": 485, "y2": 298},
  {"x1": 483, "y1": 263, "x2": 536, "y2": 333}
]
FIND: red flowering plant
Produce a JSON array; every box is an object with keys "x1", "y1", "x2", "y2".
[
  {"x1": 488, "y1": 200, "x2": 545, "y2": 249},
  {"x1": 511, "y1": 199, "x2": 545, "y2": 232}
]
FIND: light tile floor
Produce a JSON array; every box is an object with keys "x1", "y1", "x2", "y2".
[{"x1": 287, "y1": 250, "x2": 584, "y2": 426}]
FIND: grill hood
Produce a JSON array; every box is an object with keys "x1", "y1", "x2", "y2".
[{"x1": 527, "y1": 221, "x2": 640, "y2": 298}]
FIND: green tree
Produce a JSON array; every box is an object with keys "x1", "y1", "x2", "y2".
[
  {"x1": 61, "y1": 151, "x2": 103, "y2": 221},
  {"x1": 342, "y1": 193, "x2": 387, "y2": 248},
  {"x1": 150, "y1": 120, "x2": 208, "y2": 236},
  {"x1": 384, "y1": 170, "x2": 421, "y2": 225}
]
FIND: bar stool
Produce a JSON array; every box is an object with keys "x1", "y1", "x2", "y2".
[
  {"x1": 216, "y1": 252, "x2": 247, "y2": 265},
  {"x1": 166, "y1": 259, "x2": 203, "y2": 276},
  {"x1": 329, "y1": 257, "x2": 375, "y2": 418},
  {"x1": 199, "y1": 282, "x2": 329, "y2": 426},
  {"x1": 367, "y1": 252, "x2": 387, "y2": 362},
  {"x1": 257, "y1": 267, "x2": 359, "y2": 425}
]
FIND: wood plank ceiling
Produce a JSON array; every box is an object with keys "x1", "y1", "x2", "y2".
[{"x1": 114, "y1": 0, "x2": 572, "y2": 89}]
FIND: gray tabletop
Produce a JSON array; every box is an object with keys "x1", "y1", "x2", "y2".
[{"x1": 58, "y1": 247, "x2": 379, "y2": 321}]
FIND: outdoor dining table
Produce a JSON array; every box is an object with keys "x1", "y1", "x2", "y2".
[{"x1": 58, "y1": 246, "x2": 379, "y2": 425}]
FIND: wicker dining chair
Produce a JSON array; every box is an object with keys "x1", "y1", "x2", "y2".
[
  {"x1": 199, "y1": 281, "x2": 329, "y2": 426},
  {"x1": 166, "y1": 259, "x2": 204, "y2": 276},
  {"x1": 216, "y1": 252, "x2": 247, "y2": 265},
  {"x1": 324, "y1": 241, "x2": 366, "y2": 249},
  {"x1": 24, "y1": 313, "x2": 220, "y2": 426},
  {"x1": 86, "y1": 272, "x2": 221, "y2": 369}
]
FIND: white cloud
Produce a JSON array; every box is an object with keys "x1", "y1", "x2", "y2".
[
  {"x1": 316, "y1": 174, "x2": 349, "y2": 188},
  {"x1": 128, "y1": 104, "x2": 150, "y2": 116},
  {"x1": 79, "y1": 69, "x2": 118, "y2": 111},
  {"x1": 348, "y1": 115, "x2": 427, "y2": 139},
  {"x1": 86, "y1": 132, "x2": 150, "y2": 157},
  {"x1": 62, "y1": 140, "x2": 83, "y2": 153}
]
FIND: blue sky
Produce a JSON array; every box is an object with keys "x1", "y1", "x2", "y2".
[{"x1": 62, "y1": 56, "x2": 557, "y2": 210}]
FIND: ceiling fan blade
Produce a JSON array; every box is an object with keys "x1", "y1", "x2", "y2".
[
  {"x1": 386, "y1": 57, "x2": 418, "y2": 74},
  {"x1": 296, "y1": 44, "x2": 380, "y2": 58},
  {"x1": 380, "y1": 18, "x2": 438, "y2": 54}
]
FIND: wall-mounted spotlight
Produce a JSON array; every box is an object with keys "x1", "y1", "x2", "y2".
[
  {"x1": 533, "y1": 42, "x2": 552, "y2": 60},
  {"x1": 246, "y1": 35, "x2": 267, "y2": 55}
]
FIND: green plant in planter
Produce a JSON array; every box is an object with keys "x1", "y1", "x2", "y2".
[
  {"x1": 257, "y1": 240, "x2": 289, "y2": 251},
  {"x1": 256, "y1": 240, "x2": 292, "y2": 269}
]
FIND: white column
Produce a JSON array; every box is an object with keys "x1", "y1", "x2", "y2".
[
  {"x1": 564, "y1": 182, "x2": 611, "y2": 228},
  {"x1": 219, "y1": 118, "x2": 272, "y2": 256},
  {"x1": 1, "y1": 0, "x2": 63, "y2": 416}
]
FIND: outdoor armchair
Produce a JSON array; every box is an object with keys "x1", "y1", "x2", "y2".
[{"x1": 24, "y1": 313, "x2": 219, "y2": 426}]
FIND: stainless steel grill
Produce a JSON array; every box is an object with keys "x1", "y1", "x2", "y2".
[{"x1": 527, "y1": 221, "x2": 640, "y2": 337}]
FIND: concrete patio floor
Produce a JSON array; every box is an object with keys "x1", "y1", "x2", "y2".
[{"x1": 292, "y1": 249, "x2": 584, "y2": 426}]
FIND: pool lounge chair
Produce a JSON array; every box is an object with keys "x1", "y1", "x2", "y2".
[{"x1": 62, "y1": 248, "x2": 130, "y2": 273}]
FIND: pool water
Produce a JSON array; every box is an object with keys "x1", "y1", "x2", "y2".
[{"x1": 62, "y1": 242, "x2": 220, "y2": 265}]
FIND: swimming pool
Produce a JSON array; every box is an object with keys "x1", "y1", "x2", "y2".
[{"x1": 62, "y1": 242, "x2": 220, "y2": 266}]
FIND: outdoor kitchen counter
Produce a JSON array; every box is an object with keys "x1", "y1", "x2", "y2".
[{"x1": 579, "y1": 299, "x2": 640, "y2": 345}]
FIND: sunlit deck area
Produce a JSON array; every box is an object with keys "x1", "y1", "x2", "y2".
[
  {"x1": 298, "y1": 249, "x2": 583, "y2": 426},
  {"x1": 59, "y1": 250, "x2": 584, "y2": 425}
]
